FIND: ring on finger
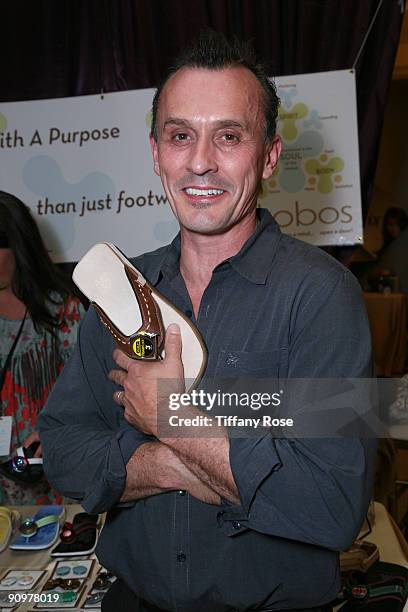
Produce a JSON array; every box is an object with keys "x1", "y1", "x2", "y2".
[{"x1": 115, "y1": 390, "x2": 125, "y2": 404}]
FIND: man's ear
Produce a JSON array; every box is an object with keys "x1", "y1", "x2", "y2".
[
  {"x1": 262, "y1": 135, "x2": 282, "y2": 180},
  {"x1": 150, "y1": 134, "x2": 160, "y2": 177}
]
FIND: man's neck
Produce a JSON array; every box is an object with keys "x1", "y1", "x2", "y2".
[{"x1": 179, "y1": 212, "x2": 257, "y2": 316}]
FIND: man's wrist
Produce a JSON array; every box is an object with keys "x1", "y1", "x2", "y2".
[{"x1": 136, "y1": 441, "x2": 186, "y2": 491}]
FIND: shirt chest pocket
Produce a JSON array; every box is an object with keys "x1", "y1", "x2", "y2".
[{"x1": 213, "y1": 349, "x2": 282, "y2": 379}]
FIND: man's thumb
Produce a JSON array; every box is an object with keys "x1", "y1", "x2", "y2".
[{"x1": 164, "y1": 323, "x2": 182, "y2": 359}]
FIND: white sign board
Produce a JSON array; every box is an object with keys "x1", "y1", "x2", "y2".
[
  {"x1": 260, "y1": 69, "x2": 363, "y2": 247},
  {"x1": 0, "y1": 90, "x2": 176, "y2": 262},
  {"x1": 0, "y1": 70, "x2": 362, "y2": 262}
]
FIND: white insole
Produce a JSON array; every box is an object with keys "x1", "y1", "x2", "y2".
[
  {"x1": 73, "y1": 243, "x2": 143, "y2": 336},
  {"x1": 73, "y1": 243, "x2": 206, "y2": 386}
]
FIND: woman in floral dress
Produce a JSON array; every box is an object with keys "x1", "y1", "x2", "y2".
[{"x1": 0, "y1": 191, "x2": 85, "y2": 505}]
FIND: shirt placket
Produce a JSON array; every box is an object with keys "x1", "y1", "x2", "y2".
[
  {"x1": 167, "y1": 272, "x2": 220, "y2": 610},
  {"x1": 171, "y1": 488, "x2": 190, "y2": 611}
]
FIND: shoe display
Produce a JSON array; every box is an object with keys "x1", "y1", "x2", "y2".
[
  {"x1": 51, "y1": 512, "x2": 99, "y2": 557},
  {"x1": 9, "y1": 505, "x2": 64, "y2": 551},
  {"x1": 0, "y1": 441, "x2": 43, "y2": 485},
  {"x1": 0, "y1": 506, "x2": 20, "y2": 553},
  {"x1": 73, "y1": 242, "x2": 207, "y2": 391}
]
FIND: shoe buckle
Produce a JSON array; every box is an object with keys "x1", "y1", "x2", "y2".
[{"x1": 130, "y1": 331, "x2": 161, "y2": 360}]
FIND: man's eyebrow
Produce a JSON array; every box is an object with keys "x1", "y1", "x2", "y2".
[
  {"x1": 213, "y1": 119, "x2": 247, "y2": 130},
  {"x1": 163, "y1": 118, "x2": 191, "y2": 129},
  {"x1": 162, "y1": 118, "x2": 248, "y2": 130}
]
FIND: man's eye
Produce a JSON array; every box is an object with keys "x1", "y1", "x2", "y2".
[
  {"x1": 221, "y1": 133, "x2": 239, "y2": 143},
  {"x1": 173, "y1": 133, "x2": 190, "y2": 142}
]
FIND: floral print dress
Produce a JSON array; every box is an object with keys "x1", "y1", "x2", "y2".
[{"x1": 0, "y1": 295, "x2": 85, "y2": 505}]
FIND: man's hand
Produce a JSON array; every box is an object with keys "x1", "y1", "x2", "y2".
[
  {"x1": 109, "y1": 323, "x2": 184, "y2": 436},
  {"x1": 22, "y1": 431, "x2": 42, "y2": 458},
  {"x1": 109, "y1": 322, "x2": 239, "y2": 504}
]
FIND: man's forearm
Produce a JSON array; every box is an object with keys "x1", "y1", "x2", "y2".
[
  {"x1": 159, "y1": 407, "x2": 240, "y2": 504},
  {"x1": 120, "y1": 442, "x2": 169, "y2": 501},
  {"x1": 120, "y1": 440, "x2": 220, "y2": 504}
]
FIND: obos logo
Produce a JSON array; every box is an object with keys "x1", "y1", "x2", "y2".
[{"x1": 273, "y1": 201, "x2": 353, "y2": 228}]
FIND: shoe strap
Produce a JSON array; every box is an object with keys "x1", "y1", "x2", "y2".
[
  {"x1": 60, "y1": 521, "x2": 97, "y2": 543},
  {"x1": 16, "y1": 446, "x2": 43, "y2": 465},
  {"x1": 125, "y1": 266, "x2": 164, "y2": 342},
  {"x1": 0, "y1": 507, "x2": 20, "y2": 526},
  {"x1": 20, "y1": 513, "x2": 60, "y2": 537},
  {"x1": 94, "y1": 265, "x2": 164, "y2": 360},
  {"x1": 0, "y1": 507, "x2": 12, "y2": 522}
]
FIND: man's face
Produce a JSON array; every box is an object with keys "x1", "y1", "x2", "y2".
[
  {"x1": 150, "y1": 66, "x2": 281, "y2": 235},
  {"x1": 386, "y1": 218, "x2": 401, "y2": 239}
]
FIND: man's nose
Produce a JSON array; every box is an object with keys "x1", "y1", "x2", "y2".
[{"x1": 187, "y1": 137, "x2": 218, "y2": 175}]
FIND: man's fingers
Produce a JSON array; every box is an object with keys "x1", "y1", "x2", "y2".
[
  {"x1": 113, "y1": 348, "x2": 132, "y2": 371},
  {"x1": 113, "y1": 390, "x2": 125, "y2": 406},
  {"x1": 108, "y1": 368, "x2": 127, "y2": 386},
  {"x1": 164, "y1": 324, "x2": 182, "y2": 361},
  {"x1": 23, "y1": 431, "x2": 40, "y2": 449}
]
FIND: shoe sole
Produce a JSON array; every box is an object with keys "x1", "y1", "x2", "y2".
[{"x1": 73, "y1": 243, "x2": 207, "y2": 391}]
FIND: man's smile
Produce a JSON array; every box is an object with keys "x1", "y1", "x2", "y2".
[
  {"x1": 184, "y1": 187, "x2": 225, "y2": 196},
  {"x1": 181, "y1": 185, "x2": 228, "y2": 206}
]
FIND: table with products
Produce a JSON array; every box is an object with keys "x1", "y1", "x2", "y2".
[
  {"x1": 0, "y1": 503, "x2": 407, "y2": 611},
  {"x1": 335, "y1": 501, "x2": 408, "y2": 610},
  {"x1": 0, "y1": 504, "x2": 109, "y2": 612}
]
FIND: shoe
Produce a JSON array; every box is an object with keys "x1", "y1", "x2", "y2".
[
  {"x1": 10, "y1": 505, "x2": 64, "y2": 550},
  {"x1": 0, "y1": 442, "x2": 43, "y2": 485},
  {"x1": 51, "y1": 512, "x2": 99, "y2": 556},
  {"x1": 340, "y1": 540, "x2": 379, "y2": 573},
  {"x1": 73, "y1": 243, "x2": 207, "y2": 391},
  {"x1": 0, "y1": 507, "x2": 20, "y2": 552}
]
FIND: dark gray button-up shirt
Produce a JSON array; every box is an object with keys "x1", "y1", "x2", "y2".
[{"x1": 39, "y1": 209, "x2": 376, "y2": 611}]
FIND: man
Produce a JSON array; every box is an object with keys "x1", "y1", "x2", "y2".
[{"x1": 39, "y1": 31, "x2": 376, "y2": 612}]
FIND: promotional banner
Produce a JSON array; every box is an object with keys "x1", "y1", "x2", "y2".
[
  {"x1": 260, "y1": 69, "x2": 363, "y2": 247},
  {"x1": 0, "y1": 70, "x2": 362, "y2": 262},
  {"x1": 0, "y1": 90, "x2": 175, "y2": 262}
]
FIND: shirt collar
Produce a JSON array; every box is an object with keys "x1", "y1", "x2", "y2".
[
  {"x1": 227, "y1": 208, "x2": 281, "y2": 284},
  {"x1": 149, "y1": 208, "x2": 281, "y2": 286}
]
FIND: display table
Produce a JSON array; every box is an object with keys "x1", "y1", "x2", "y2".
[
  {"x1": 0, "y1": 503, "x2": 407, "y2": 611},
  {"x1": 363, "y1": 292, "x2": 407, "y2": 376},
  {"x1": 0, "y1": 504, "x2": 103, "y2": 611},
  {"x1": 335, "y1": 501, "x2": 408, "y2": 610},
  {"x1": 0, "y1": 505, "x2": 90, "y2": 572}
]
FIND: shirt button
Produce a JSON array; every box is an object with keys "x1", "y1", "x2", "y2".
[
  {"x1": 177, "y1": 490, "x2": 186, "y2": 496},
  {"x1": 232, "y1": 521, "x2": 241, "y2": 530},
  {"x1": 184, "y1": 309, "x2": 193, "y2": 318},
  {"x1": 177, "y1": 552, "x2": 186, "y2": 563}
]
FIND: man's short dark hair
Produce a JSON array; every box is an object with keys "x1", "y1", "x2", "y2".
[{"x1": 151, "y1": 29, "x2": 280, "y2": 144}]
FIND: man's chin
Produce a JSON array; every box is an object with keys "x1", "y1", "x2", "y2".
[{"x1": 181, "y1": 217, "x2": 231, "y2": 236}]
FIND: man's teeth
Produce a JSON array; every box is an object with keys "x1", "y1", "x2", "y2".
[{"x1": 185, "y1": 188, "x2": 224, "y2": 196}]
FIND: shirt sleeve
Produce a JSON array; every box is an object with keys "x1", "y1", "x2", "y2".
[
  {"x1": 38, "y1": 307, "x2": 152, "y2": 514},
  {"x1": 227, "y1": 269, "x2": 377, "y2": 551}
]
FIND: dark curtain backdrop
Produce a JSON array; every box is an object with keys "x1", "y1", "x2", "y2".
[{"x1": 0, "y1": 0, "x2": 404, "y2": 220}]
